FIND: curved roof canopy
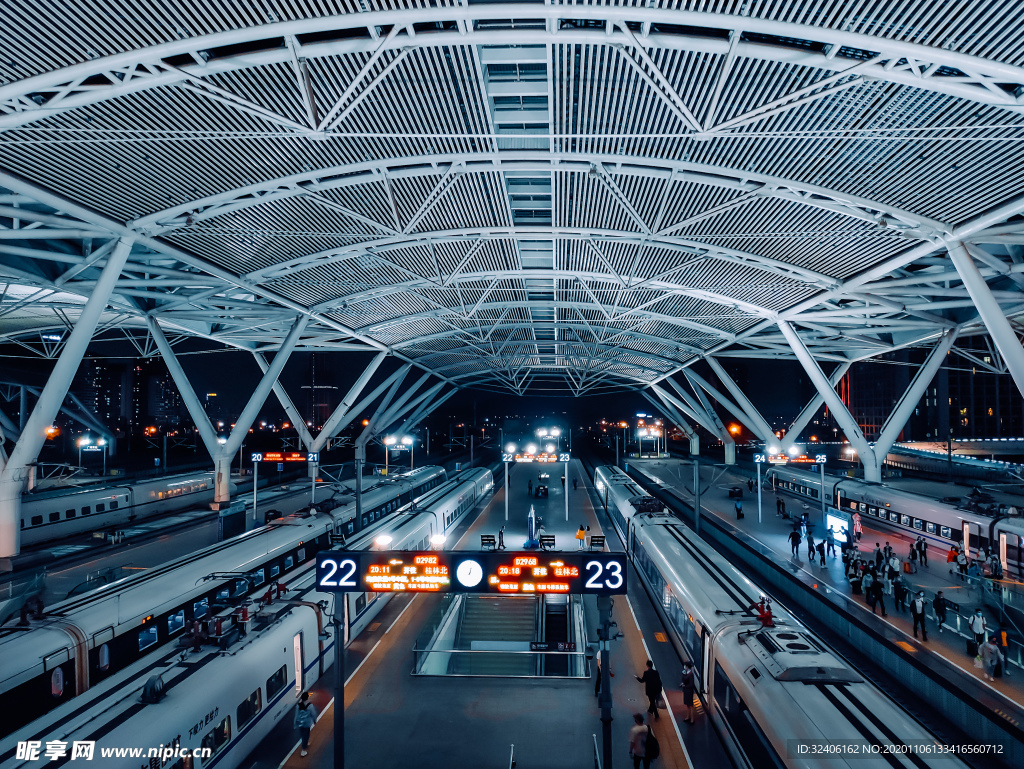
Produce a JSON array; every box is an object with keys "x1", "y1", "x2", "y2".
[{"x1": 2, "y1": 1, "x2": 1024, "y2": 394}]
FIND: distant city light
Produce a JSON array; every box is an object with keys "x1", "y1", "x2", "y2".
[
  {"x1": 787, "y1": 446, "x2": 800, "y2": 456},
  {"x1": 505, "y1": 443, "x2": 517, "y2": 454},
  {"x1": 526, "y1": 443, "x2": 538, "y2": 454}
]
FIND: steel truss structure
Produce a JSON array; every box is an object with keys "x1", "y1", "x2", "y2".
[{"x1": 0, "y1": 1, "x2": 1023, "y2": 400}]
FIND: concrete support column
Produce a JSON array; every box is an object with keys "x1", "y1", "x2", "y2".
[
  {"x1": 724, "y1": 442, "x2": 736, "y2": 465},
  {"x1": 0, "y1": 236, "x2": 133, "y2": 560},
  {"x1": 948, "y1": 240, "x2": 1024, "y2": 399},
  {"x1": 778, "y1": 320, "x2": 877, "y2": 479},
  {"x1": 780, "y1": 362, "x2": 851, "y2": 452}
]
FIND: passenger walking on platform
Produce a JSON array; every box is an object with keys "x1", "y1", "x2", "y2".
[
  {"x1": 734, "y1": 499, "x2": 743, "y2": 519},
  {"x1": 994, "y1": 626, "x2": 1011, "y2": 677},
  {"x1": 869, "y1": 575, "x2": 887, "y2": 616},
  {"x1": 909, "y1": 543, "x2": 918, "y2": 572},
  {"x1": 873, "y1": 543, "x2": 883, "y2": 569},
  {"x1": 799, "y1": 513, "x2": 808, "y2": 538},
  {"x1": 893, "y1": 575, "x2": 907, "y2": 612},
  {"x1": 816, "y1": 540, "x2": 826, "y2": 567},
  {"x1": 635, "y1": 660, "x2": 662, "y2": 720},
  {"x1": 968, "y1": 560, "x2": 981, "y2": 582},
  {"x1": 862, "y1": 569, "x2": 874, "y2": 601},
  {"x1": 883, "y1": 542, "x2": 893, "y2": 562},
  {"x1": 576, "y1": 524, "x2": 586, "y2": 550},
  {"x1": 826, "y1": 527, "x2": 836, "y2": 558},
  {"x1": 917, "y1": 537, "x2": 928, "y2": 567},
  {"x1": 806, "y1": 532, "x2": 816, "y2": 562},
  {"x1": 787, "y1": 529, "x2": 801, "y2": 557},
  {"x1": 628, "y1": 713, "x2": 651, "y2": 769},
  {"x1": 679, "y1": 661, "x2": 696, "y2": 724},
  {"x1": 970, "y1": 609, "x2": 988, "y2": 644},
  {"x1": 747, "y1": 478, "x2": 754, "y2": 493},
  {"x1": 979, "y1": 637, "x2": 1004, "y2": 682},
  {"x1": 933, "y1": 591, "x2": 948, "y2": 632},
  {"x1": 498, "y1": 526, "x2": 505, "y2": 550},
  {"x1": 911, "y1": 591, "x2": 928, "y2": 641},
  {"x1": 293, "y1": 692, "x2": 318, "y2": 757},
  {"x1": 852, "y1": 511, "x2": 862, "y2": 541},
  {"x1": 573, "y1": 477, "x2": 578, "y2": 491},
  {"x1": 528, "y1": 479, "x2": 533, "y2": 495}
]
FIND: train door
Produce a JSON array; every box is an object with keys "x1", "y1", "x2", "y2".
[
  {"x1": 962, "y1": 521, "x2": 971, "y2": 556},
  {"x1": 701, "y1": 626, "x2": 712, "y2": 696},
  {"x1": 293, "y1": 632, "x2": 305, "y2": 696},
  {"x1": 627, "y1": 519, "x2": 635, "y2": 557},
  {"x1": 999, "y1": 531, "x2": 1008, "y2": 575}
]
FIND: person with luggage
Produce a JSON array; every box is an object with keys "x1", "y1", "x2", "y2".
[
  {"x1": 979, "y1": 637, "x2": 1005, "y2": 682},
  {"x1": 970, "y1": 609, "x2": 988, "y2": 644}
]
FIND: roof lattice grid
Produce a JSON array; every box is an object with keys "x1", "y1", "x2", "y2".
[{"x1": 2, "y1": 1, "x2": 1024, "y2": 394}]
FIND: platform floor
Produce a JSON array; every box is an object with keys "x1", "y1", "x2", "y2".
[
  {"x1": 264, "y1": 460, "x2": 693, "y2": 769},
  {"x1": 630, "y1": 456, "x2": 1024, "y2": 708}
]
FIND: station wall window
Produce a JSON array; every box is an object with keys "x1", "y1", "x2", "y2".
[
  {"x1": 236, "y1": 688, "x2": 262, "y2": 730},
  {"x1": 266, "y1": 666, "x2": 287, "y2": 699}
]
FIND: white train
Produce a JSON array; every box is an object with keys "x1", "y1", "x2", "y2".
[
  {"x1": 764, "y1": 465, "x2": 1023, "y2": 578},
  {"x1": 0, "y1": 466, "x2": 493, "y2": 769},
  {"x1": 0, "y1": 466, "x2": 450, "y2": 737},
  {"x1": 18, "y1": 472, "x2": 238, "y2": 547},
  {"x1": 594, "y1": 465, "x2": 969, "y2": 769}
]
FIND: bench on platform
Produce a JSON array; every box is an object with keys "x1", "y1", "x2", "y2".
[
  {"x1": 539, "y1": 534, "x2": 556, "y2": 550},
  {"x1": 480, "y1": 534, "x2": 496, "y2": 551},
  {"x1": 588, "y1": 535, "x2": 605, "y2": 551}
]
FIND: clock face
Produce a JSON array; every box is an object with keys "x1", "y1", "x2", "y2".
[{"x1": 456, "y1": 559, "x2": 483, "y2": 588}]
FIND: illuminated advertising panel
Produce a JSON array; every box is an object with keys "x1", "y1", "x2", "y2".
[{"x1": 316, "y1": 551, "x2": 627, "y2": 595}]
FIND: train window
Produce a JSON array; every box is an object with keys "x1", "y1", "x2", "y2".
[
  {"x1": 236, "y1": 688, "x2": 262, "y2": 730},
  {"x1": 926, "y1": 522, "x2": 936, "y2": 535},
  {"x1": 138, "y1": 626, "x2": 159, "y2": 652},
  {"x1": 941, "y1": 526, "x2": 952, "y2": 539},
  {"x1": 194, "y1": 598, "x2": 209, "y2": 619},
  {"x1": 82, "y1": 506, "x2": 90, "y2": 515},
  {"x1": 98, "y1": 644, "x2": 110, "y2": 671},
  {"x1": 285, "y1": 556, "x2": 294, "y2": 570},
  {"x1": 867, "y1": 506, "x2": 877, "y2": 516},
  {"x1": 858, "y1": 503, "x2": 866, "y2": 512},
  {"x1": 234, "y1": 579, "x2": 249, "y2": 596},
  {"x1": 266, "y1": 666, "x2": 287, "y2": 699},
  {"x1": 355, "y1": 592, "x2": 367, "y2": 615},
  {"x1": 200, "y1": 716, "x2": 230, "y2": 762},
  {"x1": 889, "y1": 512, "x2": 898, "y2": 523},
  {"x1": 347, "y1": 522, "x2": 354, "y2": 535},
  {"x1": 66, "y1": 509, "x2": 76, "y2": 519},
  {"x1": 270, "y1": 565, "x2": 280, "y2": 578},
  {"x1": 848, "y1": 501, "x2": 857, "y2": 511},
  {"x1": 901, "y1": 515, "x2": 911, "y2": 527},
  {"x1": 168, "y1": 610, "x2": 186, "y2": 635},
  {"x1": 713, "y1": 663, "x2": 785, "y2": 769},
  {"x1": 31, "y1": 515, "x2": 42, "y2": 526},
  {"x1": 253, "y1": 568, "x2": 265, "y2": 587},
  {"x1": 297, "y1": 548, "x2": 305, "y2": 561},
  {"x1": 96, "y1": 503, "x2": 105, "y2": 513},
  {"x1": 49, "y1": 512, "x2": 60, "y2": 522},
  {"x1": 216, "y1": 588, "x2": 230, "y2": 603},
  {"x1": 51, "y1": 668, "x2": 64, "y2": 698},
  {"x1": 110, "y1": 500, "x2": 118, "y2": 510},
  {"x1": 913, "y1": 519, "x2": 923, "y2": 530}
]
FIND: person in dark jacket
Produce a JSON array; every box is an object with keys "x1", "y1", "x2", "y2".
[
  {"x1": 816, "y1": 540, "x2": 826, "y2": 567},
  {"x1": 293, "y1": 692, "x2": 318, "y2": 757},
  {"x1": 869, "y1": 577, "x2": 887, "y2": 616},
  {"x1": 911, "y1": 591, "x2": 928, "y2": 641},
  {"x1": 933, "y1": 591, "x2": 948, "y2": 632},
  {"x1": 788, "y1": 529, "x2": 801, "y2": 557},
  {"x1": 635, "y1": 660, "x2": 662, "y2": 720},
  {"x1": 679, "y1": 661, "x2": 696, "y2": 724}
]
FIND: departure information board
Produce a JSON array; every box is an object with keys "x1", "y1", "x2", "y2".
[
  {"x1": 501, "y1": 452, "x2": 571, "y2": 463},
  {"x1": 316, "y1": 551, "x2": 627, "y2": 595},
  {"x1": 250, "y1": 451, "x2": 319, "y2": 463}
]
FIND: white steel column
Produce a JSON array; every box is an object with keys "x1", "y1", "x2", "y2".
[
  {"x1": 0, "y1": 408, "x2": 20, "y2": 444},
  {"x1": 948, "y1": 240, "x2": 1024, "y2": 399},
  {"x1": 778, "y1": 320, "x2": 877, "y2": 479},
  {"x1": 872, "y1": 329, "x2": 958, "y2": 464},
  {"x1": 704, "y1": 357, "x2": 776, "y2": 444},
  {"x1": 311, "y1": 352, "x2": 388, "y2": 453},
  {"x1": 0, "y1": 236, "x2": 133, "y2": 560},
  {"x1": 643, "y1": 390, "x2": 698, "y2": 455},
  {"x1": 254, "y1": 353, "x2": 315, "y2": 451},
  {"x1": 147, "y1": 317, "x2": 222, "y2": 458},
  {"x1": 780, "y1": 362, "x2": 851, "y2": 452},
  {"x1": 684, "y1": 368, "x2": 768, "y2": 443},
  {"x1": 679, "y1": 373, "x2": 736, "y2": 463}
]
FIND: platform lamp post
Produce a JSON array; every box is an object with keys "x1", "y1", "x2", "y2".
[
  {"x1": 504, "y1": 443, "x2": 515, "y2": 521},
  {"x1": 402, "y1": 435, "x2": 414, "y2": 470},
  {"x1": 383, "y1": 436, "x2": 396, "y2": 475},
  {"x1": 97, "y1": 438, "x2": 107, "y2": 476},
  {"x1": 76, "y1": 436, "x2": 89, "y2": 468}
]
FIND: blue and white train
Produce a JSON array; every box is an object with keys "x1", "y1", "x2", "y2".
[
  {"x1": 0, "y1": 466, "x2": 493, "y2": 768},
  {"x1": 593, "y1": 465, "x2": 969, "y2": 769}
]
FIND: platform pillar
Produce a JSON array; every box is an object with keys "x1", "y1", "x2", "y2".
[
  {"x1": 724, "y1": 442, "x2": 736, "y2": 465},
  {"x1": 597, "y1": 594, "x2": 614, "y2": 769},
  {"x1": 0, "y1": 236, "x2": 132, "y2": 560},
  {"x1": 780, "y1": 362, "x2": 850, "y2": 452}
]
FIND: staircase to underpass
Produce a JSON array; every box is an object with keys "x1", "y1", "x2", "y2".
[{"x1": 451, "y1": 596, "x2": 537, "y2": 675}]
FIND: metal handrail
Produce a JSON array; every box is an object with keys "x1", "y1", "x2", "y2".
[
  {"x1": 508, "y1": 743, "x2": 516, "y2": 769},
  {"x1": 593, "y1": 734, "x2": 602, "y2": 769}
]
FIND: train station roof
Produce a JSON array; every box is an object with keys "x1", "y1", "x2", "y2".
[{"x1": 2, "y1": 2, "x2": 1024, "y2": 394}]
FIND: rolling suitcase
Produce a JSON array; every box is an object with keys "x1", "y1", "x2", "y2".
[{"x1": 967, "y1": 639, "x2": 979, "y2": 657}]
